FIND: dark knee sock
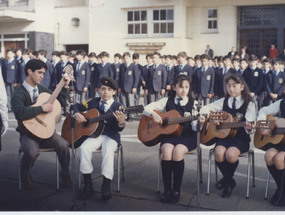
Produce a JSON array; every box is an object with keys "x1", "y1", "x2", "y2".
[
  {"x1": 215, "y1": 160, "x2": 228, "y2": 178},
  {"x1": 161, "y1": 160, "x2": 173, "y2": 192},
  {"x1": 267, "y1": 165, "x2": 282, "y2": 190},
  {"x1": 225, "y1": 160, "x2": 239, "y2": 183},
  {"x1": 172, "y1": 160, "x2": 185, "y2": 193},
  {"x1": 83, "y1": 174, "x2": 92, "y2": 185}
]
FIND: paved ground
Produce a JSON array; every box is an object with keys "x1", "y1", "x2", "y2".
[{"x1": 0, "y1": 112, "x2": 284, "y2": 213}]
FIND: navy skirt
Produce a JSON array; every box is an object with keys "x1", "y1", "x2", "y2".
[
  {"x1": 161, "y1": 129, "x2": 197, "y2": 152},
  {"x1": 215, "y1": 137, "x2": 250, "y2": 154},
  {"x1": 261, "y1": 143, "x2": 285, "y2": 152}
]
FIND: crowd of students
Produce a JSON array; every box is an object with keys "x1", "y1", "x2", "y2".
[{"x1": 2, "y1": 47, "x2": 285, "y2": 115}]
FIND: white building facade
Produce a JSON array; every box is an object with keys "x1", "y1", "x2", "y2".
[{"x1": 0, "y1": 0, "x2": 284, "y2": 61}]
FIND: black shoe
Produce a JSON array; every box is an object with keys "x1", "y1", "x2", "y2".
[
  {"x1": 221, "y1": 179, "x2": 236, "y2": 198},
  {"x1": 169, "y1": 191, "x2": 180, "y2": 203},
  {"x1": 160, "y1": 190, "x2": 171, "y2": 203},
  {"x1": 78, "y1": 182, "x2": 94, "y2": 200},
  {"x1": 272, "y1": 192, "x2": 285, "y2": 206},
  {"x1": 215, "y1": 177, "x2": 226, "y2": 190},
  {"x1": 270, "y1": 189, "x2": 282, "y2": 204},
  {"x1": 101, "y1": 176, "x2": 112, "y2": 201}
]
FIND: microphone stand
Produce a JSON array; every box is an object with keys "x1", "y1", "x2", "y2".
[
  {"x1": 196, "y1": 101, "x2": 202, "y2": 211},
  {"x1": 69, "y1": 75, "x2": 86, "y2": 211}
]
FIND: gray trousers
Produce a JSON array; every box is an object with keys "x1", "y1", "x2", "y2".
[
  {"x1": 5, "y1": 83, "x2": 14, "y2": 109},
  {"x1": 75, "y1": 90, "x2": 87, "y2": 104},
  {"x1": 120, "y1": 92, "x2": 134, "y2": 107},
  {"x1": 19, "y1": 133, "x2": 70, "y2": 182},
  {"x1": 147, "y1": 92, "x2": 162, "y2": 104}
]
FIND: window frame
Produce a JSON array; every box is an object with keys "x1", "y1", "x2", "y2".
[
  {"x1": 206, "y1": 8, "x2": 218, "y2": 33},
  {"x1": 152, "y1": 8, "x2": 174, "y2": 37},
  {"x1": 126, "y1": 9, "x2": 148, "y2": 37}
]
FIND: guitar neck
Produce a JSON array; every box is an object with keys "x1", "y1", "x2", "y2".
[
  {"x1": 218, "y1": 121, "x2": 247, "y2": 129},
  {"x1": 47, "y1": 78, "x2": 65, "y2": 104},
  {"x1": 272, "y1": 128, "x2": 285, "y2": 135},
  {"x1": 168, "y1": 116, "x2": 196, "y2": 125}
]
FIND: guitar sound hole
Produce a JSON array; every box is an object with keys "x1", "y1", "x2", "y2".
[{"x1": 161, "y1": 118, "x2": 169, "y2": 127}]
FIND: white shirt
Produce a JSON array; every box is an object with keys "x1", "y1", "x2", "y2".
[
  {"x1": 257, "y1": 99, "x2": 281, "y2": 120},
  {"x1": 200, "y1": 96, "x2": 256, "y2": 133},
  {"x1": 143, "y1": 97, "x2": 200, "y2": 131},
  {"x1": 100, "y1": 97, "x2": 114, "y2": 113},
  {"x1": 0, "y1": 68, "x2": 8, "y2": 136},
  {"x1": 23, "y1": 81, "x2": 38, "y2": 102}
]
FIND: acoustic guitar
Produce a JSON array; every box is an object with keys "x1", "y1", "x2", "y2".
[
  {"x1": 19, "y1": 65, "x2": 73, "y2": 140},
  {"x1": 137, "y1": 110, "x2": 224, "y2": 147},
  {"x1": 254, "y1": 114, "x2": 285, "y2": 149},
  {"x1": 61, "y1": 105, "x2": 144, "y2": 148},
  {"x1": 200, "y1": 111, "x2": 275, "y2": 146}
]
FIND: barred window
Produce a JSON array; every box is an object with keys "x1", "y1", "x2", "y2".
[
  {"x1": 207, "y1": 9, "x2": 218, "y2": 32},
  {"x1": 127, "y1": 10, "x2": 147, "y2": 35},
  {"x1": 239, "y1": 7, "x2": 279, "y2": 26},
  {"x1": 153, "y1": 9, "x2": 174, "y2": 34}
]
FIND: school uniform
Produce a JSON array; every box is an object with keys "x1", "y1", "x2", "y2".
[
  {"x1": 258, "y1": 68, "x2": 270, "y2": 108},
  {"x1": 18, "y1": 59, "x2": 29, "y2": 84},
  {"x1": 88, "y1": 62, "x2": 99, "y2": 98},
  {"x1": 112, "y1": 62, "x2": 121, "y2": 82},
  {"x1": 0, "y1": 70, "x2": 8, "y2": 151},
  {"x1": 193, "y1": 66, "x2": 215, "y2": 105},
  {"x1": 174, "y1": 64, "x2": 194, "y2": 79},
  {"x1": 74, "y1": 60, "x2": 91, "y2": 104},
  {"x1": 265, "y1": 70, "x2": 284, "y2": 105},
  {"x1": 75, "y1": 96, "x2": 125, "y2": 200},
  {"x1": 40, "y1": 59, "x2": 55, "y2": 91},
  {"x1": 166, "y1": 65, "x2": 175, "y2": 86},
  {"x1": 201, "y1": 96, "x2": 256, "y2": 197},
  {"x1": 55, "y1": 61, "x2": 72, "y2": 84},
  {"x1": 141, "y1": 64, "x2": 151, "y2": 105},
  {"x1": 146, "y1": 64, "x2": 167, "y2": 104},
  {"x1": 242, "y1": 66, "x2": 264, "y2": 109},
  {"x1": 3, "y1": 58, "x2": 18, "y2": 109},
  {"x1": 257, "y1": 99, "x2": 285, "y2": 205},
  {"x1": 143, "y1": 96, "x2": 199, "y2": 202},
  {"x1": 134, "y1": 63, "x2": 143, "y2": 106},
  {"x1": 99, "y1": 62, "x2": 114, "y2": 80},
  {"x1": 118, "y1": 62, "x2": 140, "y2": 108}
]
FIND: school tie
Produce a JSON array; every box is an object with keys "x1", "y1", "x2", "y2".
[
  {"x1": 179, "y1": 64, "x2": 182, "y2": 72},
  {"x1": 32, "y1": 88, "x2": 38, "y2": 102},
  {"x1": 177, "y1": 98, "x2": 182, "y2": 106},
  {"x1": 273, "y1": 71, "x2": 277, "y2": 76},
  {"x1": 202, "y1": 67, "x2": 205, "y2": 73},
  {"x1": 99, "y1": 100, "x2": 107, "y2": 113},
  {"x1": 232, "y1": 98, "x2": 236, "y2": 110},
  {"x1": 76, "y1": 61, "x2": 81, "y2": 72},
  {"x1": 153, "y1": 64, "x2": 156, "y2": 70}
]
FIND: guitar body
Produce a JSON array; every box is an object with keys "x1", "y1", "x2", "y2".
[
  {"x1": 20, "y1": 92, "x2": 61, "y2": 140},
  {"x1": 254, "y1": 115, "x2": 285, "y2": 149},
  {"x1": 200, "y1": 112, "x2": 237, "y2": 146},
  {"x1": 61, "y1": 108, "x2": 105, "y2": 148},
  {"x1": 138, "y1": 110, "x2": 183, "y2": 147}
]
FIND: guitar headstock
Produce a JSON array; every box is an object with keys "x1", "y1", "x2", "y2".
[
  {"x1": 256, "y1": 120, "x2": 276, "y2": 130},
  {"x1": 119, "y1": 105, "x2": 144, "y2": 114},
  {"x1": 62, "y1": 64, "x2": 74, "y2": 79},
  {"x1": 208, "y1": 111, "x2": 228, "y2": 121}
]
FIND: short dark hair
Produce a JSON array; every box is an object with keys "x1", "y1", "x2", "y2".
[
  {"x1": 123, "y1": 52, "x2": 131, "y2": 58},
  {"x1": 114, "y1": 53, "x2": 122, "y2": 58},
  {"x1": 6, "y1": 48, "x2": 15, "y2": 54},
  {"x1": 177, "y1": 51, "x2": 187, "y2": 58},
  {"x1": 88, "y1": 52, "x2": 96, "y2": 58},
  {"x1": 52, "y1": 51, "x2": 60, "y2": 57},
  {"x1": 25, "y1": 59, "x2": 47, "y2": 76},
  {"x1": 194, "y1": 55, "x2": 201, "y2": 61},
  {"x1": 22, "y1": 49, "x2": 31, "y2": 55},
  {"x1": 38, "y1": 50, "x2": 47, "y2": 57},
  {"x1": 200, "y1": 54, "x2": 210, "y2": 61},
  {"x1": 76, "y1": 49, "x2": 87, "y2": 57},
  {"x1": 59, "y1": 51, "x2": 68, "y2": 56},
  {"x1": 153, "y1": 52, "x2": 161, "y2": 58},
  {"x1": 146, "y1": 53, "x2": 153, "y2": 59},
  {"x1": 100, "y1": 51, "x2": 109, "y2": 58},
  {"x1": 132, "y1": 53, "x2": 139, "y2": 60},
  {"x1": 248, "y1": 54, "x2": 258, "y2": 61}
]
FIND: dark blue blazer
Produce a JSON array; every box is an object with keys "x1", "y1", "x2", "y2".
[
  {"x1": 89, "y1": 62, "x2": 98, "y2": 85},
  {"x1": 166, "y1": 65, "x2": 175, "y2": 85},
  {"x1": 194, "y1": 67, "x2": 215, "y2": 97},
  {"x1": 99, "y1": 62, "x2": 114, "y2": 80},
  {"x1": 18, "y1": 60, "x2": 28, "y2": 84},
  {"x1": 55, "y1": 61, "x2": 73, "y2": 84},
  {"x1": 243, "y1": 67, "x2": 264, "y2": 95},
  {"x1": 214, "y1": 67, "x2": 224, "y2": 98},
  {"x1": 75, "y1": 61, "x2": 91, "y2": 92},
  {"x1": 74, "y1": 97, "x2": 125, "y2": 145},
  {"x1": 112, "y1": 63, "x2": 121, "y2": 81},
  {"x1": 118, "y1": 63, "x2": 140, "y2": 93},
  {"x1": 146, "y1": 64, "x2": 167, "y2": 92},
  {"x1": 266, "y1": 71, "x2": 285, "y2": 97},
  {"x1": 40, "y1": 60, "x2": 55, "y2": 90},
  {"x1": 174, "y1": 64, "x2": 194, "y2": 79},
  {"x1": 3, "y1": 59, "x2": 18, "y2": 84}
]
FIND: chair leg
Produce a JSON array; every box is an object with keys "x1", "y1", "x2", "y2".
[
  {"x1": 264, "y1": 170, "x2": 270, "y2": 200},
  {"x1": 206, "y1": 148, "x2": 214, "y2": 195},
  {"x1": 18, "y1": 149, "x2": 22, "y2": 191},
  {"x1": 56, "y1": 154, "x2": 59, "y2": 191},
  {"x1": 78, "y1": 159, "x2": 81, "y2": 191},
  {"x1": 199, "y1": 147, "x2": 203, "y2": 184},
  {"x1": 120, "y1": 146, "x2": 125, "y2": 182},
  {"x1": 252, "y1": 150, "x2": 255, "y2": 187},
  {"x1": 117, "y1": 146, "x2": 121, "y2": 193},
  {"x1": 157, "y1": 149, "x2": 161, "y2": 193},
  {"x1": 246, "y1": 152, "x2": 251, "y2": 199}
]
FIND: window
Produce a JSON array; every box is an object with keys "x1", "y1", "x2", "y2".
[
  {"x1": 207, "y1": 9, "x2": 218, "y2": 32},
  {"x1": 127, "y1": 10, "x2": 147, "y2": 35},
  {"x1": 153, "y1": 9, "x2": 174, "y2": 35}
]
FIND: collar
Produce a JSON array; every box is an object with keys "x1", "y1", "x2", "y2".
[
  {"x1": 23, "y1": 81, "x2": 38, "y2": 95},
  {"x1": 101, "y1": 97, "x2": 114, "y2": 106},
  {"x1": 175, "y1": 95, "x2": 188, "y2": 105}
]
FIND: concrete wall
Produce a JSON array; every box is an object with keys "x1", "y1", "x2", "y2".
[{"x1": 28, "y1": 31, "x2": 54, "y2": 57}]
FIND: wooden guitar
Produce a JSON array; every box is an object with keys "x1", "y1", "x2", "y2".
[
  {"x1": 200, "y1": 111, "x2": 275, "y2": 146},
  {"x1": 61, "y1": 105, "x2": 144, "y2": 148},
  {"x1": 137, "y1": 110, "x2": 225, "y2": 147},
  {"x1": 254, "y1": 115, "x2": 285, "y2": 149},
  {"x1": 19, "y1": 65, "x2": 73, "y2": 140}
]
